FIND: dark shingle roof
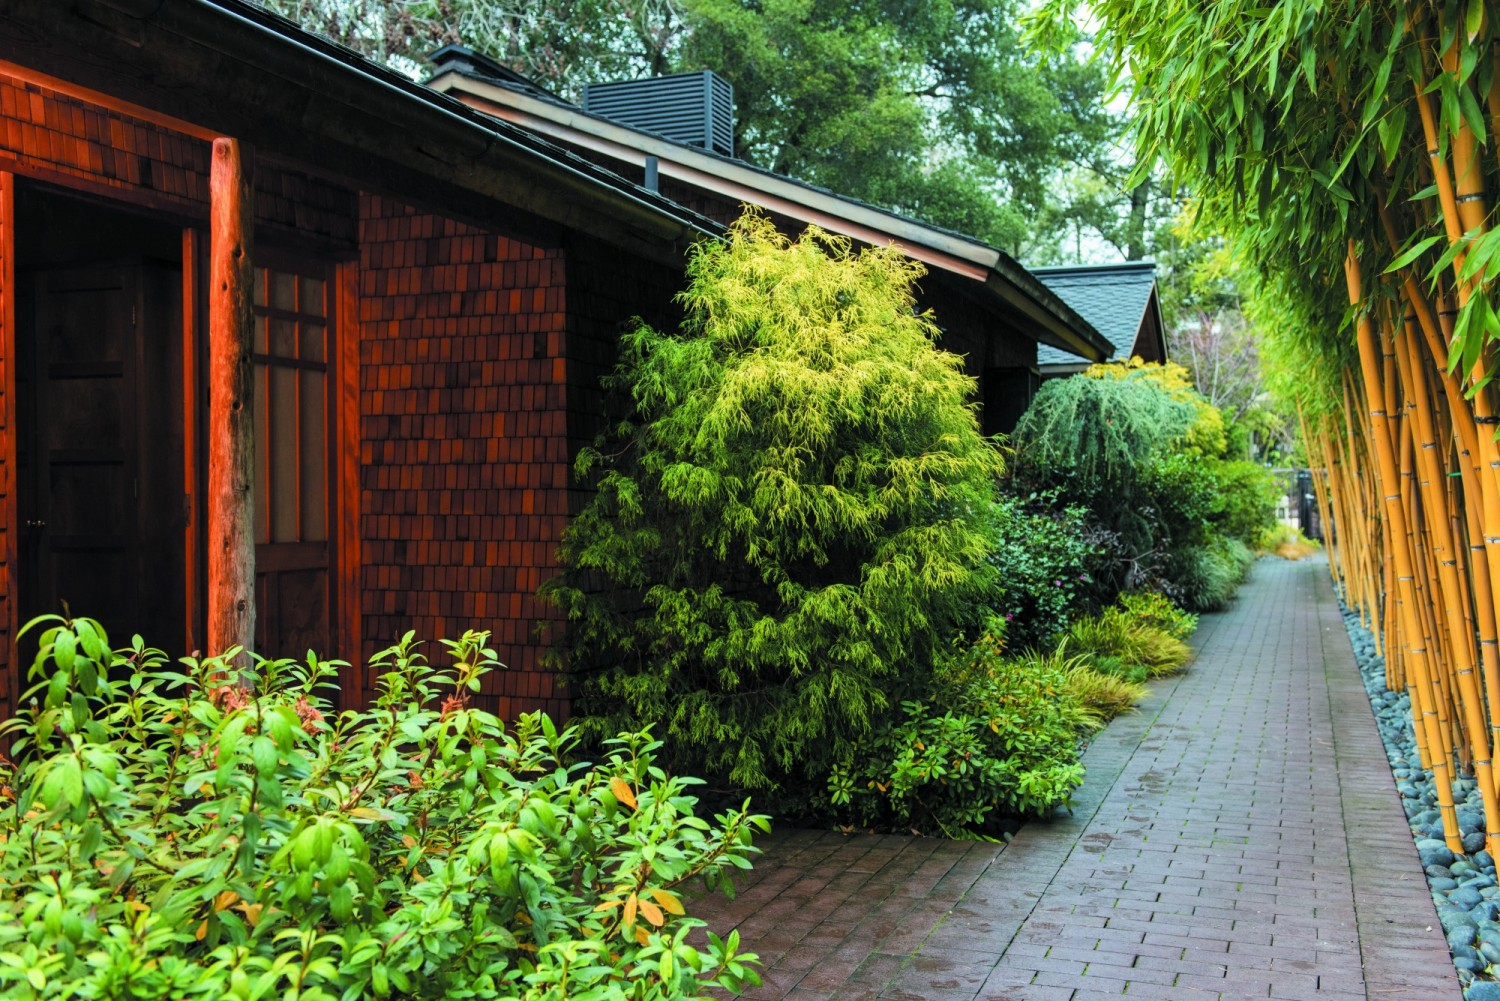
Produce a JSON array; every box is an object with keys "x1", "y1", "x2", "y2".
[{"x1": 1032, "y1": 262, "x2": 1158, "y2": 367}]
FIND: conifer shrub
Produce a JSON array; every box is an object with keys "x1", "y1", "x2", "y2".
[
  {"x1": 827, "y1": 627, "x2": 1094, "y2": 835},
  {"x1": 0, "y1": 617, "x2": 765, "y2": 1000},
  {"x1": 543, "y1": 212, "x2": 1004, "y2": 794}
]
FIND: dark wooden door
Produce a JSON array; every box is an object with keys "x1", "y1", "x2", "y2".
[{"x1": 19, "y1": 262, "x2": 184, "y2": 653}]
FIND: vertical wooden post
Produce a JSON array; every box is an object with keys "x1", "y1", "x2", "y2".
[{"x1": 208, "y1": 138, "x2": 255, "y2": 660}]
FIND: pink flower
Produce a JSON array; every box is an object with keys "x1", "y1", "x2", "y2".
[{"x1": 293, "y1": 696, "x2": 325, "y2": 734}]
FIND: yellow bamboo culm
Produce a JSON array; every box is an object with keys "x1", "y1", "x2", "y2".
[{"x1": 1347, "y1": 244, "x2": 1465, "y2": 853}]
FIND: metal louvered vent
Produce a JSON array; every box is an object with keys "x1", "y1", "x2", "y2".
[{"x1": 583, "y1": 71, "x2": 733, "y2": 156}]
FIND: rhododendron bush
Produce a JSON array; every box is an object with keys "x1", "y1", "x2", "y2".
[{"x1": 0, "y1": 616, "x2": 764, "y2": 1000}]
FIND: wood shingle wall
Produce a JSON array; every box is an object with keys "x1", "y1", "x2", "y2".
[
  {"x1": 0, "y1": 70, "x2": 682, "y2": 723},
  {"x1": 355, "y1": 194, "x2": 571, "y2": 718}
]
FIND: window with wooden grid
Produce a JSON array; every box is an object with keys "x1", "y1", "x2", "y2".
[{"x1": 252, "y1": 266, "x2": 328, "y2": 546}]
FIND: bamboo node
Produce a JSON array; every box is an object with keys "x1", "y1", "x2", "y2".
[{"x1": 1457, "y1": 193, "x2": 1486, "y2": 204}]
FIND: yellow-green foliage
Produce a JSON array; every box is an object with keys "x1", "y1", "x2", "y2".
[
  {"x1": 829, "y1": 630, "x2": 1099, "y2": 834},
  {"x1": 1084, "y1": 358, "x2": 1227, "y2": 457},
  {"x1": 1064, "y1": 662, "x2": 1147, "y2": 720},
  {"x1": 545, "y1": 211, "x2": 1005, "y2": 792},
  {"x1": 1118, "y1": 590, "x2": 1198, "y2": 640},
  {"x1": 1257, "y1": 523, "x2": 1321, "y2": 561},
  {"x1": 1067, "y1": 607, "x2": 1192, "y2": 679}
]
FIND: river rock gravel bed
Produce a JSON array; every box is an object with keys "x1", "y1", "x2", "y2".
[{"x1": 1343, "y1": 608, "x2": 1500, "y2": 1000}]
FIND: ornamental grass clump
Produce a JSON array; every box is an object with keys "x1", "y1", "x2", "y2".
[
  {"x1": 1062, "y1": 663, "x2": 1148, "y2": 721},
  {"x1": 0, "y1": 616, "x2": 765, "y2": 1001},
  {"x1": 1117, "y1": 590, "x2": 1198, "y2": 641},
  {"x1": 1067, "y1": 606, "x2": 1192, "y2": 679},
  {"x1": 544, "y1": 211, "x2": 1004, "y2": 794}
]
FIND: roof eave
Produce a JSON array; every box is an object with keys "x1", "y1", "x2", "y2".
[
  {"x1": 0, "y1": 0, "x2": 718, "y2": 262},
  {"x1": 434, "y1": 69, "x2": 1112, "y2": 359}
]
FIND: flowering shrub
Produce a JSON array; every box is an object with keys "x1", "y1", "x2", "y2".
[
  {"x1": 984, "y1": 494, "x2": 1112, "y2": 649},
  {"x1": 0, "y1": 616, "x2": 764, "y2": 1000}
]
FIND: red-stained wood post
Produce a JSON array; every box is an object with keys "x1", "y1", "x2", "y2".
[{"x1": 208, "y1": 138, "x2": 256, "y2": 661}]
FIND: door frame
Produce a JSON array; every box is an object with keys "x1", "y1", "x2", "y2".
[{"x1": 0, "y1": 177, "x2": 362, "y2": 716}]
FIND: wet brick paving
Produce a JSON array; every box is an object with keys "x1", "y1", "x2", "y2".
[{"x1": 693, "y1": 556, "x2": 1463, "y2": 1000}]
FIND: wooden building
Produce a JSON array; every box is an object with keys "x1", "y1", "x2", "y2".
[
  {"x1": 0, "y1": 0, "x2": 722, "y2": 720},
  {"x1": 0, "y1": 2, "x2": 1109, "y2": 722}
]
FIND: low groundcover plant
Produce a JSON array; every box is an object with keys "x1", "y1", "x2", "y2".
[{"x1": 0, "y1": 616, "x2": 765, "y2": 1000}]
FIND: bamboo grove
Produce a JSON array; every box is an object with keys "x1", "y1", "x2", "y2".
[{"x1": 1031, "y1": 0, "x2": 1500, "y2": 855}]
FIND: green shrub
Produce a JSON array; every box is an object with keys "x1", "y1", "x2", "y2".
[
  {"x1": 1208, "y1": 460, "x2": 1282, "y2": 543},
  {"x1": 828, "y1": 627, "x2": 1094, "y2": 835},
  {"x1": 1010, "y1": 364, "x2": 1273, "y2": 610},
  {"x1": 1117, "y1": 591, "x2": 1198, "y2": 640},
  {"x1": 984, "y1": 494, "x2": 1111, "y2": 648},
  {"x1": 0, "y1": 616, "x2": 765, "y2": 1000},
  {"x1": 1081, "y1": 652, "x2": 1148, "y2": 684},
  {"x1": 1171, "y1": 537, "x2": 1254, "y2": 611},
  {"x1": 1063, "y1": 663, "x2": 1148, "y2": 720},
  {"x1": 1066, "y1": 607, "x2": 1192, "y2": 677},
  {"x1": 544, "y1": 212, "x2": 1004, "y2": 793}
]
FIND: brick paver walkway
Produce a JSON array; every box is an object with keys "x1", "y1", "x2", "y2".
[{"x1": 696, "y1": 555, "x2": 1463, "y2": 1000}]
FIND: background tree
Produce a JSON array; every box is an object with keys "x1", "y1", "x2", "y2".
[{"x1": 260, "y1": 0, "x2": 1132, "y2": 256}]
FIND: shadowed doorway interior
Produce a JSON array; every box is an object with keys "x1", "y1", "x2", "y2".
[{"x1": 16, "y1": 186, "x2": 185, "y2": 659}]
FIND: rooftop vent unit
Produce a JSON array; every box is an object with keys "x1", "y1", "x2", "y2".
[{"x1": 583, "y1": 71, "x2": 734, "y2": 157}]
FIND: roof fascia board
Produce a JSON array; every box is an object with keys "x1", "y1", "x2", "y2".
[
  {"x1": 432, "y1": 71, "x2": 1008, "y2": 269},
  {"x1": 437, "y1": 71, "x2": 1112, "y2": 360}
]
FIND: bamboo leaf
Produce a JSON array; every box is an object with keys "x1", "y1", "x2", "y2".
[
  {"x1": 1384, "y1": 235, "x2": 1444, "y2": 274},
  {"x1": 1459, "y1": 84, "x2": 1487, "y2": 146},
  {"x1": 1300, "y1": 41, "x2": 1318, "y2": 93},
  {"x1": 1377, "y1": 106, "x2": 1407, "y2": 165}
]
